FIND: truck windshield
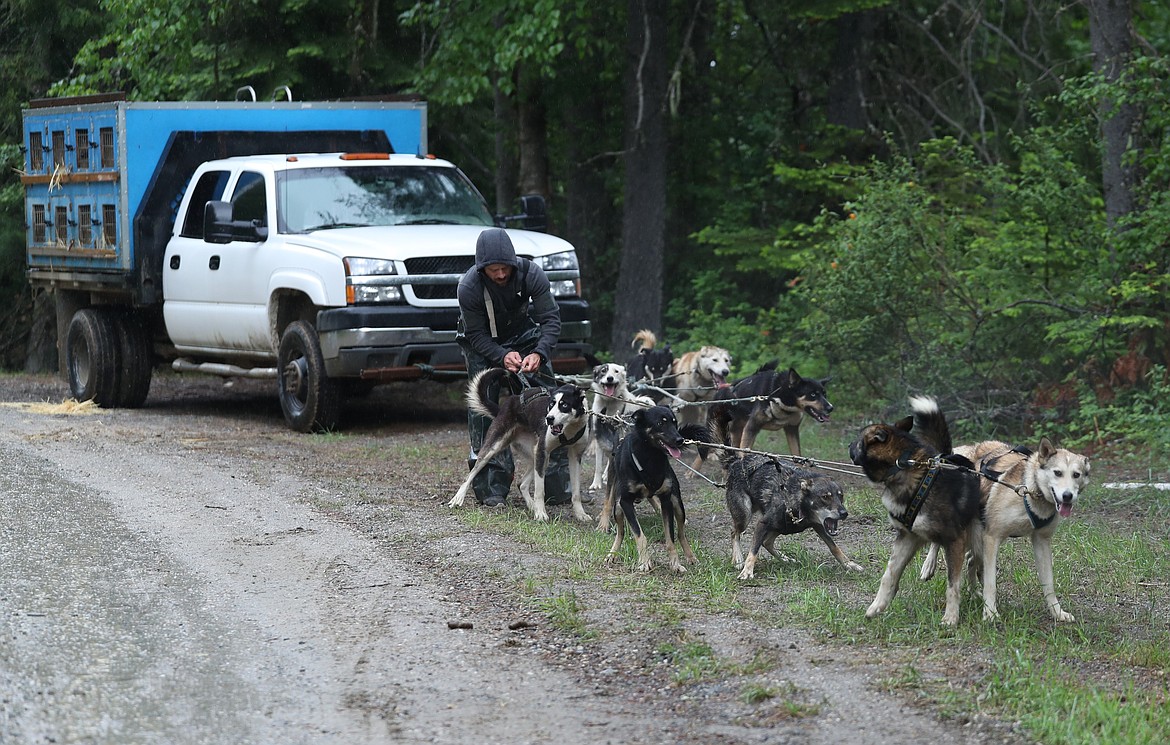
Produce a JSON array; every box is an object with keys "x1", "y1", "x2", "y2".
[{"x1": 277, "y1": 165, "x2": 495, "y2": 233}]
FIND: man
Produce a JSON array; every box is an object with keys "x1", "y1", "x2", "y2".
[{"x1": 456, "y1": 227, "x2": 572, "y2": 507}]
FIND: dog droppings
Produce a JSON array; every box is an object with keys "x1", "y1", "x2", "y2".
[{"x1": 447, "y1": 620, "x2": 473, "y2": 630}]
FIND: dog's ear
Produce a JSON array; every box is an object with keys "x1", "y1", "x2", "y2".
[
  {"x1": 593, "y1": 363, "x2": 605, "y2": 377},
  {"x1": 944, "y1": 453, "x2": 976, "y2": 471},
  {"x1": 787, "y1": 367, "x2": 802, "y2": 383},
  {"x1": 1037, "y1": 436, "x2": 1057, "y2": 460},
  {"x1": 894, "y1": 415, "x2": 913, "y2": 432},
  {"x1": 819, "y1": 376, "x2": 832, "y2": 387}
]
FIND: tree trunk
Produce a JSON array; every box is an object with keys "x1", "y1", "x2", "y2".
[
  {"x1": 565, "y1": 90, "x2": 612, "y2": 324},
  {"x1": 611, "y1": 0, "x2": 669, "y2": 354},
  {"x1": 1088, "y1": 0, "x2": 1137, "y2": 236},
  {"x1": 517, "y1": 69, "x2": 551, "y2": 209},
  {"x1": 826, "y1": 11, "x2": 874, "y2": 133},
  {"x1": 493, "y1": 81, "x2": 518, "y2": 217}
]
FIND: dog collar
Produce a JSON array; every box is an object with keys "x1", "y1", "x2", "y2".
[
  {"x1": 1023, "y1": 494, "x2": 1055, "y2": 530},
  {"x1": 558, "y1": 425, "x2": 586, "y2": 447},
  {"x1": 891, "y1": 460, "x2": 940, "y2": 530}
]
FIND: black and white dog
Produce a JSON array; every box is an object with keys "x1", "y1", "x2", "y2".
[
  {"x1": 588, "y1": 363, "x2": 655, "y2": 492},
  {"x1": 625, "y1": 329, "x2": 674, "y2": 388},
  {"x1": 448, "y1": 368, "x2": 591, "y2": 522},
  {"x1": 599, "y1": 405, "x2": 709, "y2": 573}
]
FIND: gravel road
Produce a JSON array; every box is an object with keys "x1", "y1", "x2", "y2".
[{"x1": 0, "y1": 373, "x2": 1024, "y2": 745}]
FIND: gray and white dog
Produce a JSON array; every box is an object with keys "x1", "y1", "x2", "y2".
[{"x1": 588, "y1": 362, "x2": 654, "y2": 492}]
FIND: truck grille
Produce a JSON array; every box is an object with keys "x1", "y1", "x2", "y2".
[{"x1": 403, "y1": 256, "x2": 474, "y2": 300}]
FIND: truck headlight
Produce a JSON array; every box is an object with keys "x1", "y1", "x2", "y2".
[
  {"x1": 344, "y1": 257, "x2": 403, "y2": 304},
  {"x1": 538, "y1": 251, "x2": 582, "y2": 298}
]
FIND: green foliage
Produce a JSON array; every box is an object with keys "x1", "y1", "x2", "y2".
[
  {"x1": 1064, "y1": 366, "x2": 1170, "y2": 454},
  {"x1": 778, "y1": 134, "x2": 1111, "y2": 415},
  {"x1": 398, "y1": 0, "x2": 601, "y2": 105}
]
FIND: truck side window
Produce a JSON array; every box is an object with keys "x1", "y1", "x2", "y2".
[
  {"x1": 231, "y1": 172, "x2": 268, "y2": 228},
  {"x1": 180, "y1": 170, "x2": 230, "y2": 238}
]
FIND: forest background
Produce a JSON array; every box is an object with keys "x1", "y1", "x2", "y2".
[{"x1": 1, "y1": 0, "x2": 1168, "y2": 458}]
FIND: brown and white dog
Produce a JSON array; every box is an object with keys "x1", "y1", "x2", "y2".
[
  {"x1": 849, "y1": 397, "x2": 983, "y2": 625},
  {"x1": 920, "y1": 437, "x2": 1090, "y2": 622},
  {"x1": 448, "y1": 368, "x2": 591, "y2": 522},
  {"x1": 668, "y1": 345, "x2": 732, "y2": 428}
]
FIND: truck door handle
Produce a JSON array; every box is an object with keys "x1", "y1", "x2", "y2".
[
  {"x1": 169, "y1": 255, "x2": 181, "y2": 270},
  {"x1": 209, "y1": 255, "x2": 220, "y2": 270}
]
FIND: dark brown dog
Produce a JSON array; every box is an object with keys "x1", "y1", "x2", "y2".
[
  {"x1": 848, "y1": 396, "x2": 981, "y2": 625},
  {"x1": 696, "y1": 362, "x2": 832, "y2": 474}
]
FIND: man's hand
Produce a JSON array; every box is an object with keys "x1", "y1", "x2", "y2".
[
  {"x1": 503, "y1": 351, "x2": 542, "y2": 374},
  {"x1": 502, "y1": 351, "x2": 524, "y2": 373}
]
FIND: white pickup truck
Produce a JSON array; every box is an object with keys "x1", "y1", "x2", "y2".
[{"x1": 22, "y1": 95, "x2": 591, "y2": 431}]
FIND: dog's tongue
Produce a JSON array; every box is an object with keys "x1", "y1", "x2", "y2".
[
  {"x1": 714, "y1": 375, "x2": 729, "y2": 388},
  {"x1": 1058, "y1": 502, "x2": 1073, "y2": 518},
  {"x1": 666, "y1": 444, "x2": 682, "y2": 459},
  {"x1": 604, "y1": 383, "x2": 617, "y2": 396}
]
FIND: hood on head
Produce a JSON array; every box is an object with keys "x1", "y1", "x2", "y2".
[{"x1": 474, "y1": 228, "x2": 519, "y2": 271}]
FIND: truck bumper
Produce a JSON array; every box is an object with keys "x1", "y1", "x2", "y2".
[{"x1": 316, "y1": 304, "x2": 591, "y2": 380}]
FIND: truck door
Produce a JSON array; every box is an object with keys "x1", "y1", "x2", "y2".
[{"x1": 164, "y1": 170, "x2": 274, "y2": 356}]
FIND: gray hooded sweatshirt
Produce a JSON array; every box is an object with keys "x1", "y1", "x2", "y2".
[{"x1": 457, "y1": 228, "x2": 561, "y2": 365}]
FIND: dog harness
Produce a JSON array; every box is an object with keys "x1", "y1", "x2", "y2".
[
  {"x1": 891, "y1": 459, "x2": 940, "y2": 530},
  {"x1": 1022, "y1": 495, "x2": 1055, "y2": 530},
  {"x1": 976, "y1": 445, "x2": 1052, "y2": 529}
]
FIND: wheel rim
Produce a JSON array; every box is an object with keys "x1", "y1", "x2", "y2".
[
  {"x1": 71, "y1": 341, "x2": 92, "y2": 391},
  {"x1": 283, "y1": 355, "x2": 308, "y2": 413}
]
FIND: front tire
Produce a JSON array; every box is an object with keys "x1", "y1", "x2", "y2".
[
  {"x1": 278, "y1": 320, "x2": 341, "y2": 432},
  {"x1": 65, "y1": 309, "x2": 121, "y2": 407}
]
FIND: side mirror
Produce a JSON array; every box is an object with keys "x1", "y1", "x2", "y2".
[
  {"x1": 498, "y1": 194, "x2": 548, "y2": 232},
  {"x1": 204, "y1": 200, "x2": 268, "y2": 244},
  {"x1": 204, "y1": 201, "x2": 235, "y2": 244},
  {"x1": 517, "y1": 194, "x2": 547, "y2": 232}
]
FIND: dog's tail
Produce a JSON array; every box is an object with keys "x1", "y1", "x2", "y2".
[
  {"x1": 709, "y1": 412, "x2": 736, "y2": 471},
  {"x1": 632, "y1": 329, "x2": 657, "y2": 351},
  {"x1": 467, "y1": 368, "x2": 510, "y2": 419},
  {"x1": 681, "y1": 423, "x2": 715, "y2": 458},
  {"x1": 909, "y1": 395, "x2": 953, "y2": 455}
]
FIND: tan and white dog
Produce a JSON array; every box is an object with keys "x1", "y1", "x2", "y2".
[
  {"x1": 587, "y1": 362, "x2": 654, "y2": 492},
  {"x1": 668, "y1": 345, "x2": 732, "y2": 427},
  {"x1": 921, "y1": 437, "x2": 1090, "y2": 622}
]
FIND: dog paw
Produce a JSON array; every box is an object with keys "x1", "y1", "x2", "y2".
[
  {"x1": 1053, "y1": 608, "x2": 1075, "y2": 623},
  {"x1": 637, "y1": 561, "x2": 654, "y2": 573},
  {"x1": 572, "y1": 508, "x2": 592, "y2": 523},
  {"x1": 941, "y1": 611, "x2": 960, "y2": 626},
  {"x1": 737, "y1": 568, "x2": 754, "y2": 580},
  {"x1": 865, "y1": 602, "x2": 884, "y2": 619},
  {"x1": 447, "y1": 495, "x2": 464, "y2": 508},
  {"x1": 845, "y1": 561, "x2": 864, "y2": 573},
  {"x1": 533, "y1": 511, "x2": 550, "y2": 522}
]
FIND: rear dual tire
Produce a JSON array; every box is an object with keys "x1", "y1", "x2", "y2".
[{"x1": 65, "y1": 309, "x2": 154, "y2": 408}]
